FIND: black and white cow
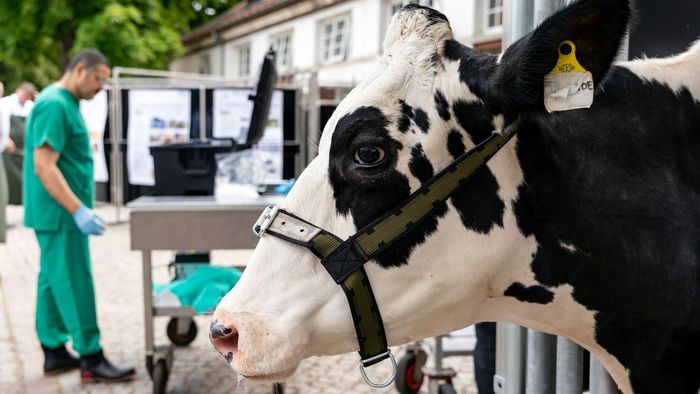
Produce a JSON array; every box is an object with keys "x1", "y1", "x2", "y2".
[{"x1": 211, "y1": 0, "x2": 700, "y2": 392}]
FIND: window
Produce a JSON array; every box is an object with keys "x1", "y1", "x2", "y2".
[
  {"x1": 199, "y1": 54, "x2": 211, "y2": 74},
  {"x1": 486, "y1": 0, "x2": 503, "y2": 30},
  {"x1": 321, "y1": 16, "x2": 350, "y2": 64},
  {"x1": 271, "y1": 33, "x2": 293, "y2": 70},
  {"x1": 238, "y1": 45, "x2": 250, "y2": 77}
]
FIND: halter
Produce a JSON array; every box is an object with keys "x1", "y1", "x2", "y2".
[{"x1": 253, "y1": 118, "x2": 521, "y2": 387}]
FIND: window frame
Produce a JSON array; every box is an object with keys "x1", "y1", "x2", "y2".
[
  {"x1": 237, "y1": 44, "x2": 251, "y2": 78},
  {"x1": 320, "y1": 14, "x2": 351, "y2": 64},
  {"x1": 484, "y1": 0, "x2": 504, "y2": 33},
  {"x1": 271, "y1": 32, "x2": 293, "y2": 71}
]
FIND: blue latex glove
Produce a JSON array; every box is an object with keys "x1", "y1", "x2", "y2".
[{"x1": 72, "y1": 205, "x2": 106, "y2": 236}]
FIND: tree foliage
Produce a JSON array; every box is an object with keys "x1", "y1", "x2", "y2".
[{"x1": 0, "y1": 0, "x2": 237, "y2": 90}]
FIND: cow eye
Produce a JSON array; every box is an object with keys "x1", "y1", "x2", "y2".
[{"x1": 354, "y1": 144, "x2": 385, "y2": 166}]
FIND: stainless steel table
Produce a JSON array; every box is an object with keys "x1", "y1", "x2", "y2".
[{"x1": 128, "y1": 195, "x2": 283, "y2": 394}]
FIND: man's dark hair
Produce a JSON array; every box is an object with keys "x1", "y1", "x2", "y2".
[{"x1": 65, "y1": 49, "x2": 110, "y2": 73}]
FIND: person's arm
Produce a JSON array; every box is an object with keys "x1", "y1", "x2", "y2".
[
  {"x1": 34, "y1": 143, "x2": 105, "y2": 235},
  {"x1": 33, "y1": 143, "x2": 81, "y2": 214}
]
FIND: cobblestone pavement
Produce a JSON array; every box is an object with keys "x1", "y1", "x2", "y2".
[{"x1": 0, "y1": 205, "x2": 477, "y2": 394}]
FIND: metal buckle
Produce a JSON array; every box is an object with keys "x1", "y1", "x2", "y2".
[
  {"x1": 252, "y1": 206, "x2": 279, "y2": 237},
  {"x1": 358, "y1": 350, "x2": 397, "y2": 388}
]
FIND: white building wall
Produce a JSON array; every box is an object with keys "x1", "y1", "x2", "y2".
[{"x1": 171, "y1": 0, "x2": 499, "y2": 87}]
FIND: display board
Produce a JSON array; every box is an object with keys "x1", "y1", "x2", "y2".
[
  {"x1": 212, "y1": 88, "x2": 285, "y2": 184},
  {"x1": 80, "y1": 90, "x2": 109, "y2": 182},
  {"x1": 126, "y1": 89, "x2": 192, "y2": 186}
]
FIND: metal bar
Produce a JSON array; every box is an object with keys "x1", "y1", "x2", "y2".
[
  {"x1": 142, "y1": 250, "x2": 155, "y2": 357},
  {"x1": 434, "y1": 335, "x2": 444, "y2": 370},
  {"x1": 113, "y1": 70, "x2": 124, "y2": 221},
  {"x1": 199, "y1": 86, "x2": 206, "y2": 140},
  {"x1": 526, "y1": 330, "x2": 556, "y2": 394},
  {"x1": 113, "y1": 66, "x2": 243, "y2": 82},
  {"x1": 590, "y1": 355, "x2": 618, "y2": 394},
  {"x1": 495, "y1": 323, "x2": 527, "y2": 394},
  {"x1": 555, "y1": 337, "x2": 583, "y2": 394}
]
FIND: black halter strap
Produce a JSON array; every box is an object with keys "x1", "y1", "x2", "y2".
[{"x1": 253, "y1": 119, "x2": 520, "y2": 387}]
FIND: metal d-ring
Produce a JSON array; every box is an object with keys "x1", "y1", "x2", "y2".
[{"x1": 358, "y1": 350, "x2": 397, "y2": 388}]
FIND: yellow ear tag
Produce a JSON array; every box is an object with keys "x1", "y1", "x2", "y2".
[
  {"x1": 544, "y1": 40, "x2": 594, "y2": 113},
  {"x1": 550, "y1": 41, "x2": 588, "y2": 74}
]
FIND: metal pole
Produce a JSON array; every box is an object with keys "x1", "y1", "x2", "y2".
[
  {"x1": 503, "y1": 0, "x2": 534, "y2": 47},
  {"x1": 526, "y1": 330, "x2": 556, "y2": 394},
  {"x1": 495, "y1": 323, "x2": 527, "y2": 394},
  {"x1": 555, "y1": 337, "x2": 583, "y2": 394},
  {"x1": 199, "y1": 86, "x2": 206, "y2": 140},
  {"x1": 589, "y1": 356, "x2": 618, "y2": 394}
]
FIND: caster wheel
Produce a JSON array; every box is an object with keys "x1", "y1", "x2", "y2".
[
  {"x1": 167, "y1": 318, "x2": 197, "y2": 346},
  {"x1": 153, "y1": 359, "x2": 169, "y2": 394},
  {"x1": 395, "y1": 353, "x2": 425, "y2": 394}
]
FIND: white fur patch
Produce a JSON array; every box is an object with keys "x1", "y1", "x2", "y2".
[{"x1": 620, "y1": 40, "x2": 700, "y2": 102}]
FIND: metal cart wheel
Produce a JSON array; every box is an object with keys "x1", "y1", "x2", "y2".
[
  {"x1": 167, "y1": 318, "x2": 198, "y2": 346},
  {"x1": 153, "y1": 359, "x2": 169, "y2": 394},
  {"x1": 395, "y1": 352, "x2": 426, "y2": 394}
]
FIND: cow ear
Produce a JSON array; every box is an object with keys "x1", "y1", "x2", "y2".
[{"x1": 492, "y1": 0, "x2": 632, "y2": 113}]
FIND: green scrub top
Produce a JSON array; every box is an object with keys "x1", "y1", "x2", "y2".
[{"x1": 23, "y1": 85, "x2": 94, "y2": 231}]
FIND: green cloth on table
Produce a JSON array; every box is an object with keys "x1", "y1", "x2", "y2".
[{"x1": 154, "y1": 266, "x2": 242, "y2": 314}]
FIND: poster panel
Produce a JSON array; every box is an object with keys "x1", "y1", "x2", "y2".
[
  {"x1": 213, "y1": 89, "x2": 284, "y2": 183},
  {"x1": 79, "y1": 90, "x2": 109, "y2": 182},
  {"x1": 126, "y1": 89, "x2": 191, "y2": 186}
]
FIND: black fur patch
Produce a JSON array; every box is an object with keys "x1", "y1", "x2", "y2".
[
  {"x1": 452, "y1": 100, "x2": 494, "y2": 145},
  {"x1": 446, "y1": 129, "x2": 465, "y2": 158},
  {"x1": 398, "y1": 100, "x2": 413, "y2": 133},
  {"x1": 413, "y1": 108, "x2": 430, "y2": 133},
  {"x1": 446, "y1": 128, "x2": 505, "y2": 233},
  {"x1": 504, "y1": 282, "x2": 554, "y2": 304},
  {"x1": 513, "y1": 67, "x2": 700, "y2": 392},
  {"x1": 409, "y1": 144, "x2": 433, "y2": 183},
  {"x1": 329, "y1": 106, "x2": 447, "y2": 268},
  {"x1": 434, "y1": 89, "x2": 451, "y2": 121},
  {"x1": 400, "y1": 4, "x2": 448, "y2": 25}
]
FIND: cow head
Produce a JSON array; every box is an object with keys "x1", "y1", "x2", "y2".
[{"x1": 212, "y1": 0, "x2": 630, "y2": 383}]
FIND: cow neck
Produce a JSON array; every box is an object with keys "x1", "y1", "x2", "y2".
[{"x1": 253, "y1": 117, "x2": 522, "y2": 387}]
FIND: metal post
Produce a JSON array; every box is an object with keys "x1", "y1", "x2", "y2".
[
  {"x1": 526, "y1": 330, "x2": 556, "y2": 394},
  {"x1": 503, "y1": 0, "x2": 534, "y2": 47},
  {"x1": 589, "y1": 355, "x2": 618, "y2": 394},
  {"x1": 495, "y1": 323, "x2": 527, "y2": 394},
  {"x1": 111, "y1": 70, "x2": 124, "y2": 222},
  {"x1": 142, "y1": 250, "x2": 155, "y2": 359},
  {"x1": 199, "y1": 86, "x2": 206, "y2": 140},
  {"x1": 555, "y1": 337, "x2": 583, "y2": 394},
  {"x1": 306, "y1": 72, "x2": 320, "y2": 161}
]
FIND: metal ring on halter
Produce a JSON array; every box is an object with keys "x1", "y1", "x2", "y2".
[{"x1": 358, "y1": 350, "x2": 397, "y2": 388}]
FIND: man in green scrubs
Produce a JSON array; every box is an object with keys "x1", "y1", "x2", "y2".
[{"x1": 23, "y1": 49, "x2": 135, "y2": 382}]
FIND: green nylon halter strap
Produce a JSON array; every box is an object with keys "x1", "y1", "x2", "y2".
[{"x1": 257, "y1": 209, "x2": 389, "y2": 365}]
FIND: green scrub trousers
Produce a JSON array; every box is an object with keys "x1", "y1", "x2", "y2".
[{"x1": 35, "y1": 230, "x2": 101, "y2": 355}]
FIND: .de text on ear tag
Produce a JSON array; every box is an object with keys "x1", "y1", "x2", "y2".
[{"x1": 544, "y1": 40, "x2": 594, "y2": 113}]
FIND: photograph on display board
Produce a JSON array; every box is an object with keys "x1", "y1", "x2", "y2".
[
  {"x1": 126, "y1": 89, "x2": 192, "y2": 186},
  {"x1": 212, "y1": 88, "x2": 284, "y2": 184}
]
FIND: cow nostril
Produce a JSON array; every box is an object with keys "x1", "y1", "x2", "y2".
[
  {"x1": 210, "y1": 321, "x2": 239, "y2": 363},
  {"x1": 210, "y1": 321, "x2": 234, "y2": 339}
]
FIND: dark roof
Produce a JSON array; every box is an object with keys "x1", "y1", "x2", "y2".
[{"x1": 183, "y1": 0, "x2": 301, "y2": 45}]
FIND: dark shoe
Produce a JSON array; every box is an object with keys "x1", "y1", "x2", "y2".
[
  {"x1": 42, "y1": 344, "x2": 80, "y2": 375},
  {"x1": 80, "y1": 350, "x2": 136, "y2": 383}
]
